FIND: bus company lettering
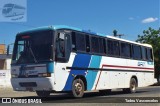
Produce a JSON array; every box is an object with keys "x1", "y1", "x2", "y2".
[{"x1": 138, "y1": 61, "x2": 145, "y2": 66}]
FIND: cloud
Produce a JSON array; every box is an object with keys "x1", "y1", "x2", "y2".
[{"x1": 142, "y1": 17, "x2": 158, "y2": 23}]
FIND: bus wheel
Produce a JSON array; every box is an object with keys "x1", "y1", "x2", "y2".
[
  {"x1": 36, "y1": 91, "x2": 50, "y2": 97},
  {"x1": 125, "y1": 78, "x2": 137, "y2": 93},
  {"x1": 157, "y1": 74, "x2": 160, "y2": 84},
  {"x1": 72, "y1": 78, "x2": 85, "y2": 98}
]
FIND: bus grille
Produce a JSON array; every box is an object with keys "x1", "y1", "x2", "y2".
[{"x1": 19, "y1": 82, "x2": 37, "y2": 87}]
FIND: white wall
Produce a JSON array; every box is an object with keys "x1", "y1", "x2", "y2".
[
  {"x1": 6, "y1": 59, "x2": 11, "y2": 70},
  {"x1": 0, "y1": 70, "x2": 12, "y2": 88}
]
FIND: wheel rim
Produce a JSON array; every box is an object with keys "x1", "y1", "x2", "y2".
[
  {"x1": 158, "y1": 75, "x2": 160, "y2": 82},
  {"x1": 74, "y1": 82, "x2": 83, "y2": 95},
  {"x1": 131, "y1": 81, "x2": 136, "y2": 91}
]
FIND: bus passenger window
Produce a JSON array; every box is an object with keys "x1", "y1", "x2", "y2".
[
  {"x1": 132, "y1": 45, "x2": 142, "y2": 60},
  {"x1": 76, "y1": 33, "x2": 86, "y2": 52},
  {"x1": 71, "y1": 32, "x2": 76, "y2": 51},
  {"x1": 147, "y1": 48, "x2": 153, "y2": 61},
  {"x1": 86, "y1": 35, "x2": 90, "y2": 52},
  {"x1": 91, "y1": 37, "x2": 99, "y2": 53},
  {"x1": 141, "y1": 47, "x2": 147, "y2": 60},
  {"x1": 120, "y1": 43, "x2": 131, "y2": 58},
  {"x1": 99, "y1": 38, "x2": 106, "y2": 54},
  {"x1": 107, "y1": 39, "x2": 120, "y2": 56}
]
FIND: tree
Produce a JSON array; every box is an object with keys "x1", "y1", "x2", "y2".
[{"x1": 136, "y1": 27, "x2": 160, "y2": 82}]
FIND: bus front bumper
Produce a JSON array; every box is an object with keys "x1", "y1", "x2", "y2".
[{"x1": 11, "y1": 77, "x2": 54, "y2": 91}]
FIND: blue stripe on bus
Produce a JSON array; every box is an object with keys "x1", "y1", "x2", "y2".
[
  {"x1": 63, "y1": 53, "x2": 91, "y2": 91},
  {"x1": 86, "y1": 55, "x2": 102, "y2": 90},
  {"x1": 47, "y1": 62, "x2": 54, "y2": 73}
]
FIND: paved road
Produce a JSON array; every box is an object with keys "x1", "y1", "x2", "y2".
[{"x1": 0, "y1": 85, "x2": 159, "y2": 103}]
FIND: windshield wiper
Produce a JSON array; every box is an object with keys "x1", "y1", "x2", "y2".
[{"x1": 29, "y1": 46, "x2": 38, "y2": 63}]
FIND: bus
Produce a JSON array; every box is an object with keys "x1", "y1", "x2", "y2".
[
  {"x1": 11, "y1": 25, "x2": 155, "y2": 98},
  {"x1": 2, "y1": 3, "x2": 25, "y2": 17}
]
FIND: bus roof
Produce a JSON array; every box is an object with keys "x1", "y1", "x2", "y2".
[
  {"x1": 106, "y1": 36, "x2": 152, "y2": 48},
  {"x1": 18, "y1": 25, "x2": 105, "y2": 36},
  {"x1": 17, "y1": 25, "x2": 152, "y2": 48}
]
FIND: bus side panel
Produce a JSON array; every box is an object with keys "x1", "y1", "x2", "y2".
[
  {"x1": 127, "y1": 60, "x2": 154, "y2": 87},
  {"x1": 86, "y1": 55, "x2": 102, "y2": 90},
  {"x1": 54, "y1": 53, "x2": 75, "y2": 91},
  {"x1": 62, "y1": 53, "x2": 91, "y2": 91},
  {"x1": 91, "y1": 57, "x2": 127, "y2": 90}
]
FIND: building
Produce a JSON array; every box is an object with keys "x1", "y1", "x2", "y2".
[
  {"x1": 0, "y1": 44, "x2": 5, "y2": 54},
  {"x1": 0, "y1": 44, "x2": 12, "y2": 70}
]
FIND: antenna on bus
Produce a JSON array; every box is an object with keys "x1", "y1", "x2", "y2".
[{"x1": 113, "y1": 29, "x2": 124, "y2": 38}]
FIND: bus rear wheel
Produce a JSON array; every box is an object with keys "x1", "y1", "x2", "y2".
[
  {"x1": 124, "y1": 78, "x2": 137, "y2": 93},
  {"x1": 72, "y1": 78, "x2": 85, "y2": 98},
  {"x1": 157, "y1": 74, "x2": 160, "y2": 84},
  {"x1": 36, "y1": 91, "x2": 50, "y2": 97}
]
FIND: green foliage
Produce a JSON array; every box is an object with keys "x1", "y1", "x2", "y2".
[{"x1": 136, "y1": 27, "x2": 160, "y2": 78}]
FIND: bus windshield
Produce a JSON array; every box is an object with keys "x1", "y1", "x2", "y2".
[{"x1": 12, "y1": 30, "x2": 54, "y2": 64}]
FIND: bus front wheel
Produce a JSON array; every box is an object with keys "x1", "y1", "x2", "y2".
[
  {"x1": 72, "y1": 78, "x2": 85, "y2": 98},
  {"x1": 36, "y1": 91, "x2": 50, "y2": 97}
]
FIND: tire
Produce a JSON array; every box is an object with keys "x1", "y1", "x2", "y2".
[
  {"x1": 36, "y1": 91, "x2": 50, "y2": 97},
  {"x1": 125, "y1": 78, "x2": 137, "y2": 93},
  {"x1": 157, "y1": 74, "x2": 160, "y2": 84},
  {"x1": 72, "y1": 78, "x2": 85, "y2": 98}
]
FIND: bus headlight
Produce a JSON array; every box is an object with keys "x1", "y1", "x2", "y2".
[
  {"x1": 11, "y1": 74, "x2": 18, "y2": 78},
  {"x1": 38, "y1": 73, "x2": 51, "y2": 77}
]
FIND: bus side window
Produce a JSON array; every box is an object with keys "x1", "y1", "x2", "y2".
[
  {"x1": 132, "y1": 45, "x2": 142, "y2": 60},
  {"x1": 141, "y1": 47, "x2": 147, "y2": 60},
  {"x1": 147, "y1": 48, "x2": 153, "y2": 61},
  {"x1": 76, "y1": 32, "x2": 86, "y2": 52},
  {"x1": 56, "y1": 32, "x2": 71, "y2": 62},
  {"x1": 86, "y1": 34, "x2": 90, "y2": 52},
  {"x1": 56, "y1": 33, "x2": 65, "y2": 58},
  {"x1": 107, "y1": 39, "x2": 120, "y2": 57},
  {"x1": 120, "y1": 42, "x2": 131, "y2": 58},
  {"x1": 71, "y1": 32, "x2": 76, "y2": 51},
  {"x1": 99, "y1": 37, "x2": 106, "y2": 54},
  {"x1": 91, "y1": 36, "x2": 99, "y2": 53},
  {"x1": 72, "y1": 32, "x2": 86, "y2": 52}
]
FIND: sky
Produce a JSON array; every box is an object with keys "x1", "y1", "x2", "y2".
[{"x1": 0, "y1": 0, "x2": 159, "y2": 47}]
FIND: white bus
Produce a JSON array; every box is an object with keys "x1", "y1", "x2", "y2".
[
  {"x1": 11, "y1": 25, "x2": 155, "y2": 98},
  {"x1": 2, "y1": 3, "x2": 25, "y2": 17}
]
